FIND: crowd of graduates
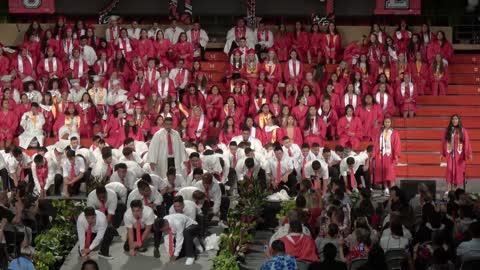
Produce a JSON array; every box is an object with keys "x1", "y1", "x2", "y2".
[{"x1": 0, "y1": 14, "x2": 475, "y2": 270}]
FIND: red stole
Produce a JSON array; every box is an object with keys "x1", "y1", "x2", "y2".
[
  {"x1": 257, "y1": 30, "x2": 269, "y2": 41},
  {"x1": 235, "y1": 27, "x2": 246, "y2": 39},
  {"x1": 175, "y1": 69, "x2": 186, "y2": 86}
]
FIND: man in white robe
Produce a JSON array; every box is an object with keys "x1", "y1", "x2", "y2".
[
  {"x1": 164, "y1": 19, "x2": 185, "y2": 44},
  {"x1": 224, "y1": 18, "x2": 255, "y2": 55},
  {"x1": 127, "y1": 20, "x2": 141, "y2": 40},
  {"x1": 107, "y1": 79, "x2": 128, "y2": 106},
  {"x1": 68, "y1": 79, "x2": 86, "y2": 103},
  {"x1": 19, "y1": 103, "x2": 45, "y2": 149},
  {"x1": 105, "y1": 15, "x2": 120, "y2": 42},
  {"x1": 146, "y1": 117, "x2": 187, "y2": 179},
  {"x1": 186, "y1": 22, "x2": 209, "y2": 59},
  {"x1": 253, "y1": 22, "x2": 274, "y2": 60},
  {"x1": 79, "y1": 35, "x2": 98, "y2": 67}
]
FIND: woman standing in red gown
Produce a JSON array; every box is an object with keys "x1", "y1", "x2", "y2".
[
  {"x1": 136, "y1": 29, "x2": 155, "y2": 66},
  {"x1": 289, "y1": 21, "x2": 309, "y2": 62},
  {"x1": 373, "y1": 117, "x2": 401, "y2": 195},
  {"x1": 307, "y1": 24, "x2": 324, "y2": 64},
  {"x1": 442, "y1": 114, "x2": 472, "y2": 192},
  {"x1": 283, "y1": 49, "x2": 304, "y2": 86},
  {"x1": 337, "y1": 105, "x2": 363, "y2": 150},
  {"x1": 174, "y1": 32, "x2": 194, "y2": 68},
  {"x1": 274, "y1": 24, "x2": 291, "y2": 62},
  {"x1": 395, "y1": 73, "x2": 417, "y2": 118},
  {"x1": 40, "y1": 92, "x2": 56, "y2": 137},
  {"x1": 262, "y1": 48, "x2": 283, "y2": 88},
  {"x1": 427, "y1": 31, "x2": 453, "y2": 65},
  {"x1": 356, "y1": 93, "x2": 383, "y2": 142},
  {"x1": 431, "y1": 54, "x2": 449, "y2": 96},
  {"x1": 409, "y1": 51, "x2": 430, "y2": 96},
  {"x1": 154, "y1": 30, "x2": 173, "y2": 69},
  {"x1": 324, "y1": 22, "x2": 342, "y2": 64}
]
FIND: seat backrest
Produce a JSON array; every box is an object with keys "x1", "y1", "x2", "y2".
[
  {"x1": 296, "y1": 259, "x2": 310, "y2": 270},
  {"x1": 350, "y1": 257, "x2": 368, "y2": 270},
  {"x1": 385, "y1": 249, "x2": 407, "y2": 270},
  {"x1": 460, "y1": 258, "x2": 480, "y2": 270}
]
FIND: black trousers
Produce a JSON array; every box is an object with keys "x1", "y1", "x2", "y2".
[
  {"x1": 356, "y1": 165, "x2": 372, "y2": 190},
  {"x1": 157, "y1": 224, "x2": 201, "y2": 258},
  {"x1": 167, "y1": 158, "x2": 175, "y2": 170},
  {"x1": 88, "y1": 226, "x2": 116, "y2": 255},
  {"x1": 113, "y1": 202, "x2": 127, "y2": 229},
  {"x1": 0, "y1": 168, "x2": 9, "y2": 191},
  {"x1": 52, "y1": 174, "x2": 63, "y2": 195},
  {"x1": 68, "y1": 170, "x2": 91, "y2": 195},
  {"x1": 201, "y1": 197, "x2": 230, "y2": 222}
]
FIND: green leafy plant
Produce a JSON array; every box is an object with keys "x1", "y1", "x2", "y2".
[
  {"x1": 213, "y1": 177, "x2": 269, "y2": 270},
  {"x1": 33, "y1": 199, "x2": 86, "y2": 270},
  {"x1": 212, "y1": 250, "x2": 240, "y2": 270},
  {"x1": 275, "y1": 200, "x2": 296, "y2": 221}
]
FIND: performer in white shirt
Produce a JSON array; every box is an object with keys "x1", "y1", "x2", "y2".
[
  {"x1": 193, "y1": 173, "x2": 229, "y2": 227},
  {"x1": 186, "y1": 21, "x2": 209, "y2": 59},
  {"x1": 319, "y1": 146, "x2": 342, "y2": 180},
  {"x1": 123, "y1": 200, "x2": 160, "y2": 257},
  {"x1": 19, "y1": 103, "x2": 45, "y2": 149},
  {"x1": 296, "y1": 143, "x2": 316, "y2": 179},
  {"x1": 282, "y1": 136, "x2": 302, "y2": 167},
  {"x1": 127, "y1": 180, "x2": 164, "y2": 215},
  {"x1": 224, "y1": 18, "x2": 255, "y2": 55},
  {"x1": 231, "y1": 127, "x2": 264, "y2": 154},
  {"x1": 92, "y1": 147, "x2": 117, "y2": 180},
  {"x1": 157, "y1": 213, "x2": 201, "y2": 265},
  {"x1": 32, "y1": 154, "x2": 61, "y2": 198},
  {"x1": 168, "y1": 195, "x2": 199, "y2": 221},
  {"x1": 340, "y1": 151, "x2": 369, "y2": 191},
  {"x1": 147, "y1": 117, "x2": 187, "y2": 178},
  {"x1": 62, "y1": 149, "x2": 88, "y2": 197},
  {"x1": 303, "y1": 160, "x2": 329, "y2": 192},
  {"x1": 267, "y1": 146, "x2": 296, "y2": 195},
  {"x1": 109, "y1": 162, "x2": 137, "y2": 191},
  {"x1": 77, "y1": 207, "x2": 116, "y2": 259},
  {"x1": 164, "y1": 19, "x2": 185, "y2": 44},
  {"x1": 87, "y1": 186, "x2": 119, "y2": 226}
]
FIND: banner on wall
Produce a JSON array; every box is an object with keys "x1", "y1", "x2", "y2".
[
  {"x1": 374, "y1": 0, "x2": 421, "y2": 15},
  {"x1": 9, "y1": 0, "x2": 55, "y2": 14}
]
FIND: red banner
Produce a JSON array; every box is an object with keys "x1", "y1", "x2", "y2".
[{"x1": 9, "y1": 0, "x2": 55, "y2": 14}]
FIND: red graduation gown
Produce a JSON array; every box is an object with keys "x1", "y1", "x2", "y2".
[
  {"x1": 280, "y1": 234, "x2": 319, "y2": 262},
  {"x1": 356, "y1": 104, "x2": 383, "y2": 141},
  {"x1": 183, "y1": 92, "x2": 206, "y2": 112},
  {"x1": 337, "y1": 116, "x2": 363, "y2": 150},
  {"x1": 104, "y1": 117, "x2": 126, "y2": 148},
  {"x1": 174, "y1": 41, "x2": 194, "y2": 68},
  {"x1": 0, "y1": 110, "x2": 18, "y2": 140},
  {"x1": 395, "y1": 83, "x2": 417, "y2": 114},
  {"x1": 37, "y1": 57, "x2": 64, "y2": 79},
  {"x1": 427, "y1": 41, "x2": 453, "y2": 64},
  {"x1": 323, "y1": 33, "x2": 342, "y2": 62},
  {"x1": 430, "y1": 67, "x2": 449, "y2": 96},
  {"x1": 303, "y1": 117, "x2": 327, "y2": 146},
  {"x1": 288, "y1": 31, "x2": 309, "y2": 61},
  {"x1": 76, "y1": 103, "x2": 97, "y2": 138},
  {"x1": 187, "y1": 115, "x2": 209, "y2": 142},
  {"x1": 0, "y1": 56, "x2": 10, "y2": 77},
  {"x1": 278, "y1": 126, "x2": 303, "y2": 146},
  {"x1": 205, "y1": 94, "x2": 224, "y2": 123},
  {"x1": 291, "y1": 105, "x2": 308, "y2": 128},
  {"x1": 373, "y1": 129, "x2": 401, "y2": 184},
  {"x1": 273, "y1": 33, "x2": 291, "y2": 62},
  {"x1": 154, "y1": 39, "x2": 173, "y2": 68},
  {"x1": 409, "y1": 61, "x2": 430, "y2": 95},
  {"x1": 442, "y1": 128, "x2": 472, "y2": 186}
]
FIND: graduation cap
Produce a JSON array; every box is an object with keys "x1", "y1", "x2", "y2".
[
  {"x1": 22, "y1": 76, "x2": 35, "y2": 83},
  {"x1": 114, "y1": 102, "x2": 124, "y2": 110}
]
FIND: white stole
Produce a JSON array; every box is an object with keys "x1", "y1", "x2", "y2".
[
  {"x1": 63, "y1": 39, "x2": 73, "y2": 56},
  {"x1": 157, "y1": 79, "x2": 170, "y2": 98},
  {"x1": 119, "y1": 38, "x2": 132, "y2": 54},
  {"x1": 375, "y1": 92, "x2": 388, "y2": 111},
  {"x1": 98, "y1": 61, "x2": 107, "y2": 75},
  {"x1": 400, "y1": 82, "x2": 414, "y2": 97},
  {"x1": 70, "y1": 59, "x2": 84, "y2": 78},
  {"x1": 18, "y1": 55, "x2": 33, "y2": 73},
  {"x1": 288, "y1": 60, "x2": 300, "y2": 78},
  {"x1": 344, "y1": 94, "x2": 357, "y2": 110},
  {"x1": 251, "y1": 127, "x2": 256, "y2": 138},
  {"x1": 380, "y1": 129, "x2": 393, "y2": 156},
  {"x1": 195, "y1": 114, "x2": 205, "y2": 137},
  {"x1": 45, "y1": 58, "x2": 58, "y2": 73},
  {"x1": 354, "y1": 82, "x2": 362, "y2": 95}
]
